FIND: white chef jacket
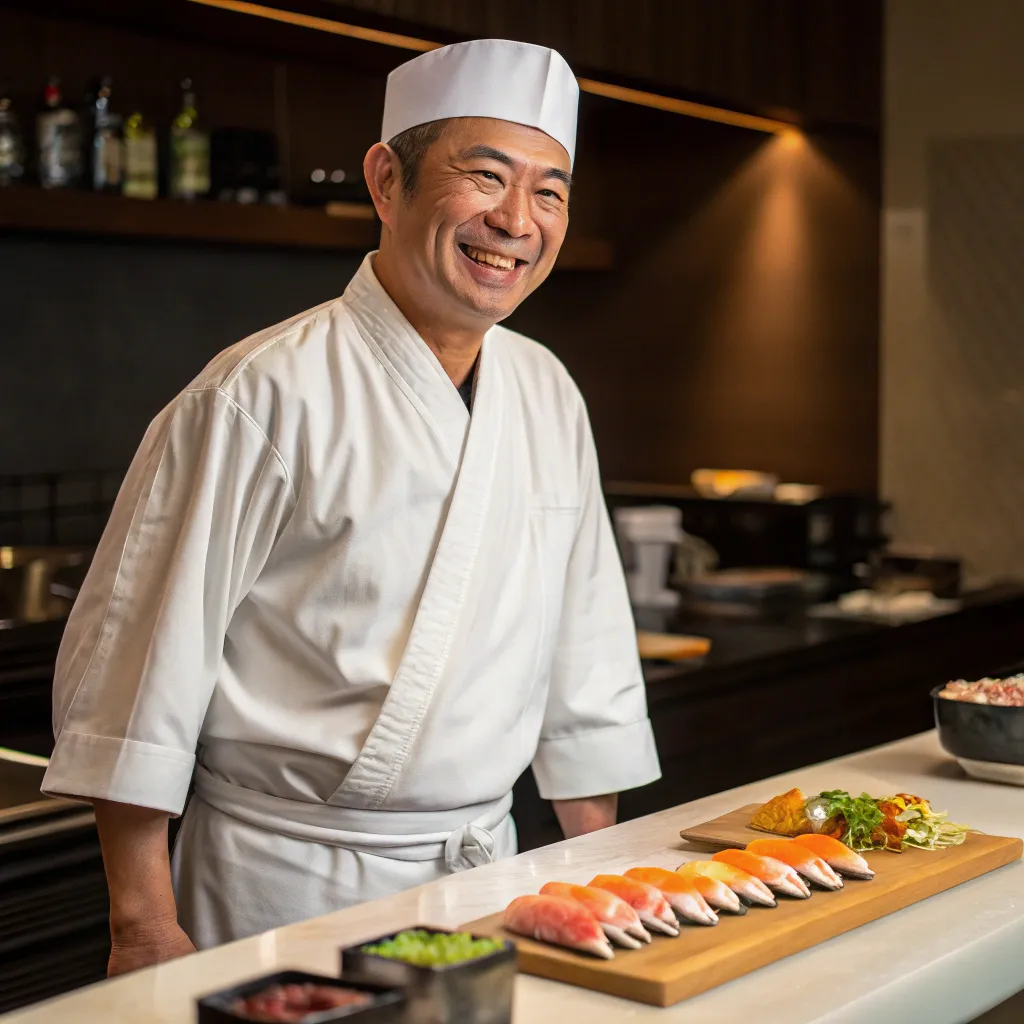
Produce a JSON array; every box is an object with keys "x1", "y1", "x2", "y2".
[{"x1": 42, "y1": 253, "x2": 661, "y2": 946}]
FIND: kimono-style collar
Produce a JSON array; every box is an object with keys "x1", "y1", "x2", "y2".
[{"x1": 342, "y1": 253, "x2": 496, "y2": 463}]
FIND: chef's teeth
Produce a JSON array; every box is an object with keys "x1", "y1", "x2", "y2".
[{"x1": 465, "y1": 246, "x2": 516, "y2": 270}]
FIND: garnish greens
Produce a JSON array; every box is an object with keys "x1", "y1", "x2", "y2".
[
  {"x1": 816, "y1": 790, "x2": 884, "y2": 851},
  {"x1": 893, "y1": 802, "x2": 972, "y2": 850}
]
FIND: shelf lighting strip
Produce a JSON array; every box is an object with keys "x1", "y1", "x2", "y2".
[{"x1": 185, "y1": 0, "x2": 799, "y2": 135}]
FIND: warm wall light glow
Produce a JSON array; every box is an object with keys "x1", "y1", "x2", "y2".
[
  {"x1": 575, "y1": 79, "x2": 797, "y2": 135},
  {"x1": 185, "y1": 0, "x2": 799, "y2": 135}
]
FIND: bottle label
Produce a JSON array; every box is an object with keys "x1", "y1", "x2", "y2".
[
  {"x1": 124, "y1": 135, "x2": 157, "y2": 199},
  {"x1": 94, "y1": 129, "x2": 123, "y2": 190},
  {"x1": 37, "y1": 110, "x2": 81, "y2": 187},
  {"x1": 171, "y1": 131, "x2": 210, "y2": 198}
]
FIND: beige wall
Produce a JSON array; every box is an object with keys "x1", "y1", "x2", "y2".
[{"x1": 884, "y1": 0, "x2": 1024, "y2": 584}]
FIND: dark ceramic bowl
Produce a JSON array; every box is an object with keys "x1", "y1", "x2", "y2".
[
  {"x1": 196, "y1": 970, "x2": 405, "y2": 1023},
  {"x1": 341, "y1": 928, "x2": 516, "y2": 1024},
  {"x1": 932, "y1": 685, "x2": 1024, "y2": 767}
]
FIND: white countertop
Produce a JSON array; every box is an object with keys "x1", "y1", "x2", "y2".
[{"x1": 5, "y1": 731, "x2": 1024, "y2": 1023}]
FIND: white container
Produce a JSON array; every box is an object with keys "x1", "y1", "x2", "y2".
[{"x1": 614, "y1": 506, "x2": 682, "y2": 608}]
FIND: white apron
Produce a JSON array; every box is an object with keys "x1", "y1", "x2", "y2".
[{"x1": 44, "y1": 254, "x2": 661, "y2": 947}]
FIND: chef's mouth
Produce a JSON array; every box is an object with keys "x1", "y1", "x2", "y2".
[{"x1": 458, "y1": 243, "x2": 528, "y2": 271}]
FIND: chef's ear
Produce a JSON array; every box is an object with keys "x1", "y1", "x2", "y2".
[{"x1": 364, "y1": 143, "x2": 401, "y2": 227}]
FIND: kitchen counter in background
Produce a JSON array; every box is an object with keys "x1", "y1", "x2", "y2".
[
  {"x1": 515, "y1": 583, "x2": 1024, "y2": 848},
  {"x1": 4, "y1": 731, "x2": 1022, "y2": 1024}
]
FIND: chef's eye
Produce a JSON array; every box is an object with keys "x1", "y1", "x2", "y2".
[
  {"x1": 537, "y1": 189, "x2": 562, "y2": 200},
  {"x1": 476, "y1": 170, "x2": 502, "y2": 182}
]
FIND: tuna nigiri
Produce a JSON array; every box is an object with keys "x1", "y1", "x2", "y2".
[
  {"x1": 745, "y1": 839, "x2": 843, "y2": 891},
  {"x1": 540, "y1": 882, "x2": 651, "y2": 948},
  {"x1": 791, "y1": 834, "x2": 874, "y2": 880},
  {"x1": 504, "y1": 894, "x2": 615, "y2": 959},
  {"x1": 712, "y1": 849, "x2": 811, "y2": 899},
  {"x1": 623, "y1": 867, "x2": 719, "y2": 926},
  {"x1": 677, "y1": 859, "x2": 777, "y2": 907},
  {"x1": 588, "y1": 874, "x2": 680, "y2": 936}
]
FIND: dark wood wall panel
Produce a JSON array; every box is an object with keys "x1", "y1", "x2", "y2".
[
  {"x1": 0, "y1": 4, "x2": 880, "y2": 491},
  {"x1": 319, "y1": 0, "x2": 882, "y2": 127}
]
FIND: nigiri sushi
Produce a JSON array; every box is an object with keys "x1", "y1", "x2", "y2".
[
  {"x1": 588, "y1": 874, "x2": 680, "y2": 936},
  {"x1": 623, "y1": 867, "x2": 718, "y2": 926},
  {"x1": 745, "y1": 839, "x2": 843, "y2": 891},
  {"x1": 712, "y1": 849, "x2": 811, "y2": 899},
  {"x1": 791, "y1": 834, "x2": 874, "y2": 880},
  {"x1": 677, "y1": 859, "x2": 777, "y2": 907},
  {"x1": 656, "y1": 866, "x2": 746, "y2": 915},
  {"x1": 504, "y1": 895, "x2": 614, "y2": 959},
  {"x1": 540, "y1": 882, "x2": 651, "y2": 948}
]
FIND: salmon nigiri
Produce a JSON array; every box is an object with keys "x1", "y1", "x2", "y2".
[
  {"x1": 540, "y1": 882, "x2": 651, "y2": 948},
  {"x1": 677, "y1": 859, "x2": 777, "y2": 907},
  {"x1": 655, "y1": 865, "x2": 746, "y2": 915},
  {"x1": 791, "y1": 834, "x2": 874, "y2": 880},
  {"x1": 623, "y1": 867, "x2": 718, "y2": 926},
  {"x1": 504, "y1": 894, "x2": 615, "y2": 959},
  {"x1": 588, "y1": 874, "x2": 680, "y2": 936},
  {"x1": 712, "y1": 849, "x2": 811, "y2": 899},
  {"x1": 745, "y1": 839, "x2": 843, "y2": 891}
]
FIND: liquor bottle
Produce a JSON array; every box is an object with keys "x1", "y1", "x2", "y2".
[
  {"x1": 169, "y1": 78, "x2": 210, "y2": 200},
  {"x1": 122, "y1": 109, "x2": 158, "y2": 199},
  {"x1": 0, "y1": 90, "x2": 25, "y2": 187},
  {"x1": 37, "y1": 77, "x2": 81, "y2": 188},
  {"x1": 84, "y1": 76, "x2": 123, "y2": 193}
]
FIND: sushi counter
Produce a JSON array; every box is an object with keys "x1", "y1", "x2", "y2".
[{"x1": 4, "y1": 730, "x2": 1023, "y2": 1024}]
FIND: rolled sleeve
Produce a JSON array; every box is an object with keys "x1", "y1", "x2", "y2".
[
  {"x1": 42, "y1": 732, "x2": 196, "y2": 814},
  {"x1": 45, "y1": 387, "x2": 294, "y2": 814},
  {"x1": 531, "y1": 395, "x2": 662, "y2": 801},
  {"x1": 532, "y1": 718, "x2": 660, "y2": 801}
]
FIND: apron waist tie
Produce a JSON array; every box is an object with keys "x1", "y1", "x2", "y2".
[{"x1": 192, "y1": 766, "x2": 512, "y2": 873}]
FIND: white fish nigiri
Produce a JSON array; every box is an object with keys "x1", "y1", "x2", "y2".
[{"x1": 504, "y1": 894, "x2": 614, "y2": 959}]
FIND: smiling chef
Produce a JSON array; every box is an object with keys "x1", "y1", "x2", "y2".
[{"x1": 42, "y1": 38, "x2": 661, "y2": 975}]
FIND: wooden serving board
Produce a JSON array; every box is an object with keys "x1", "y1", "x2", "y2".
[
  {"x1": 636, "y1": 631, "x2": 711, "y2": 661},
  {"x1": 679, "y1": 802, "x2": 789, "y2": 848},
  {"x1": 466, "y1": 823, "x2": 1022, "y2": 1008}
]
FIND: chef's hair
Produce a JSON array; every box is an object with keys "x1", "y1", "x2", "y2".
[{"x1": 387, "y1": 119, "x2": 450, "y2": 198}]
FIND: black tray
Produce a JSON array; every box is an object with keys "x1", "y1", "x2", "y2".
[
  {"x1": 196, "y1": 970, "x2": 405, "y2": 1023},
  {"x1": 341, "y1": 928, "x2": 516, "y2": 1024}
]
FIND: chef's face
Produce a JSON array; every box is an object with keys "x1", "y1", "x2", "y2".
[{"x1": 372, "y1": 117, "x2": 572, "y2": 327}]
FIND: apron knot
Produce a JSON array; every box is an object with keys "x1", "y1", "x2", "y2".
[{"x1": 444, "y1": 821, "x2": 498, "y2": 872}]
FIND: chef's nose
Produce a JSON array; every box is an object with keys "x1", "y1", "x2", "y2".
[{"x1": 485, "y1": 184, "x2": 533, "y2": 240}]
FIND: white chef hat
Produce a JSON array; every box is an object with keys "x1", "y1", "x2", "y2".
[{"x1": 381, "y1": 39, "x2": 579, "y2": 167}]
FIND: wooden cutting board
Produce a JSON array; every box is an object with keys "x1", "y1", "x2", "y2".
[
  {"x1": 465, "y1": 824, "x2": 1022, "y2": 1008},
  {"x1": 636, "y1": 631, "x2": 711, "y2": 661},
  {"x1": 679, "y1": 802, "x2": 789, "y2": 848}
]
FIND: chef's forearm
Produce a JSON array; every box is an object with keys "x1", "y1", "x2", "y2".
[
  {"x1": 552, "y1": 793, "x2": 618, "y2": 839},
  {"x1": 92, "y1": 799, "x2": 178, "y2": 935}
]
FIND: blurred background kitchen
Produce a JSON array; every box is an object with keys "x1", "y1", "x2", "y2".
[{"x1": 2, "y1": 0, "x2": 1024, "y2": 1013}]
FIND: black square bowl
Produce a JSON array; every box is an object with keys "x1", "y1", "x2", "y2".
[
  {"x1": 196, "y1": 969, "x2": 405, "y2": 1023},
  {"x1": 932, "y1": 685, "x2": 1024, "y2": 767},
  {"x1": 340, "y1": 928, "x2": 516, "y2": 1024}
]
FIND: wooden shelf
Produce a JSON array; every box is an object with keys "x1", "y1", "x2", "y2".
[{"x1": 0, "y1": 187, "x2": 612, "y2": 269}]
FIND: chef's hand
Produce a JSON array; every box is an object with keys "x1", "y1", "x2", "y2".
[
  {"x1": 92, "y1": 799, "x2": 196, "y2": 977},
  {"x1": 553, "y1": 793, "x2": 618, "y2": 839},
  {"x1": 108, "y1": 919, "x2": 197, "y2": 977}
]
